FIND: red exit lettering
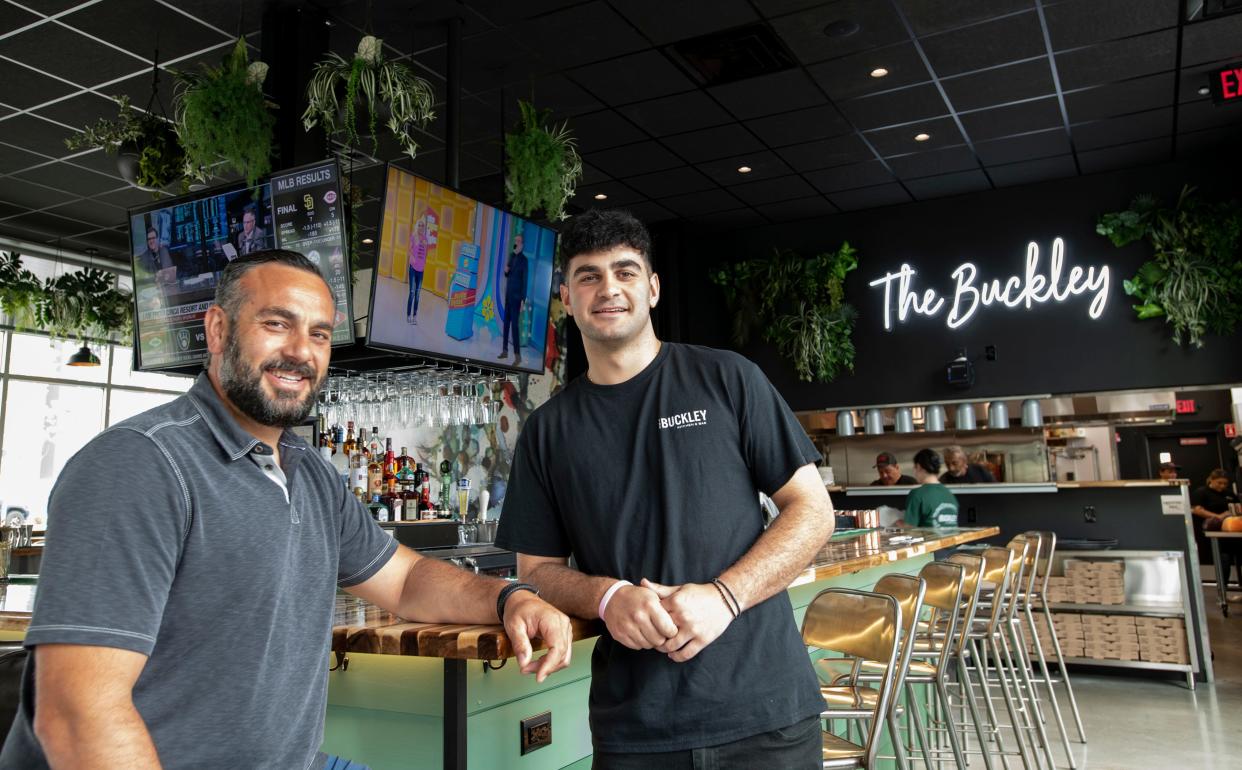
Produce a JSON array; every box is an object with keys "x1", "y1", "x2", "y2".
[
  {"x1": 1221, "y1": 69, "x2": 1242, "y2": 100},
  {"x1": 1176, "y1": 399, "x2": 1197, "y2": 414}
]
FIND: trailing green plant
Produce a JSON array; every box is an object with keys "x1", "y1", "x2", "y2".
[
  {"x1": 711, "y1": 243, "x2": 859, "y2": 383},
  {"x1": 303, "y1": 35, "x2": 435, "y2": 158},
  {"x1": 175, "y1": 37, "x2": 276, "y2": 189},
  {"x1": 0, "y1": 251, "x2": 42, "y2": 329},
  {"x1": 504, "y1": 100, "x2": 583, "y2": 221},
  {"x1": 1097, "y1": 185, "x2": 1242, "y2": 348},
  {"x1": 340, "y1": 174, "x2": 366, "y2": 273},
  {"x1": 34, "y1": 269, "x2": 133, "y2": 345},
  {"x1": 64, "y1": 95, "x2": 184, "y2": 190}
]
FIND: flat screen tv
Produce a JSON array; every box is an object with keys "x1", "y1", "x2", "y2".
[
  {"x1": 128, "y1": 160, "x2": 353, "y2": 371},
  {"x1": 367, "y1": 166, "x2": 557, "y2": 375}
]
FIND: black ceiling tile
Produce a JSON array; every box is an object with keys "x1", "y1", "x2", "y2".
[
  {"x1": 570, "y1": 182, "x2": 644, "y2": 208},
  {"x1": 623, "y1": 166, "x2": 716, "y2": 199},
  {"x1": 826, "y1": 182, "x2": 911, "y2": 211},
  {"x1": 0, "y1": 105, "x2": 13, "y2": 119},
  {"x1": 959, "y1": 97, "x2": 1063, "y2": 142},
  {"x1": 687, "y1": 206, "x2": 768, "y2": 229},
  {"x1": 569, "y1": 110, "x2": 647, "y2": 152},
  {"x1": 973, "y1": 129, "x2": 1070, "y2": 164},
  {"x1": 864, "y1": 115, "x2": 963, "y2": 155},
  {"x1": 619, "y1": 200, "x2": 677, "y2": 223},
  {"x1": 588, "y1": 141, "x2": 683, "y2": 178},
  {"x1": 1182, "y1": 13, "x2": 1242, "y2": 67},
  {"x1": 904, "y1": 169, "x2": 991, "y2": 199},
  {"x1": 94, "y1": 185, "x2": 166, "y2": 210},
  {"x1": 1072, "y1": 107, "x2": 1172, "y2": 151},
  {"x1": 459, "y1": 97, "x2": 501, "y2": 145},
  {"x1": 1180, "y1": 66, "x2": 1223, "y2": 104},
  {"x1": 1045, "y1": 0, "x2": 1177, "y2": 49},
  {"x1": 32, "y1": 92, "x2": 126, "y2": 134},
  {"x1": 837, "y1": 83, "x2": 949, "y2": 130},
  {"x1": 657, "y1": 188, "x2": 746, "y2": 217},
  {"x1": 941, "y1": 59, "x2": 1056, "y2": 113},
  {"x1": 580, "y1": 162, "x2": 611, "y2": 186},
  {"x1": 751, "y1": 0, "x2": 823, "y2": 17},
  {"x1": 2, "y1": 5, "x2": 40, "y2": 35},
  {"x1": 411, "y1": 46, "x2": 449, "y2": 85},
  {"x1": 804, "y1": 160, "x2": 894, "y2": 193},
  {"x1": 1, "y1": 209, "x2": 96, "y2": 238},
  {"x1": 807, "y1": 42, "x2": 930, "y2": 101},
  {"x1": 0, "y1": 60, "x2": 78, "y2": 110},
  {"x1": 459, "y1": 152, "x2": 499, "y2": 183},
  {"x1": 660, "y1": 123, "x2": 765, "y2": 163},
  {"x1": 459, "y1": 30, "x2": 546, "y2": 93},
  {"x1": 43, "y1": 197, "x2": 128, "y2": 228},
  {"x1": 0, "y1": 114, "x2": 73, "y2": 158},
  {"x1": 1077, "y1": 137, "x2": 1169, "y2": 174},
  {"x1": 1176, "y1": 125, "x2": 1236, "y2": 160},
  {"x1": 1055, "y1": 30, "x2": 1177, "y2": 90},
  {"x1": 525, "y1": 75, "x2": 603, "y2": 118},
  {"x1": 895, "y1": 0, "x2": 1033, "y2": 36},
  {"x1": 0, "y1": 201, "x2": 27, "y2": 220},
  {"x1": 13, "y1": 161, "x2": 121, "y2": 197},
  {"x1": 0, "y1": 141, "x2": 48, "y2": 175},
  {"x1": 887, "y1": 145, "x2": 979, "y2": 179},
  {"x1": 987, "y1": 154, "x2": 1079, "y2": 188},
  {"x1": 619, "y1": 91, "x2": 732, "y2": 136},
  {"x1": 730, "y1": 174, "x2": 817, "y2": 205},
  {"x1": 754, "y1": 195, "x2": 837, "y2": 222},
  {"x1": 698, "y1": 150, "x2": 792, "y2": 185},
  {"x1": 709, "y1": 68, "x2": 826, "y2": 120},
  {"x1": 569, "y1": 50, "x2": 697, "y2": 107},
  {"x1": 63, "y1": 230, "x2": 132, "y2": 260},
  {"x1": 462, "y1": 0, "x2": 587, "y2": 27},
  {"x1": 1063, "y1": 72, "x2": 1174, "y2": 124},
  {"x1": 1177, "y1": 98, "x2": 1242, "y2": 134},
  {"x1": 920, "y1": 12, "x2": 1045, "y2": 77},
  {"x1": 616, "y1": 0, "x2": 758, "y2": 46},
  {"x1": 513, "y1": 2, "x2": 649, "y2": 70},
  {"x1": 769, "y1": 1, "x2": 908, "y2": 65},
  {"x1": 63, "y1": 0, "x2": 231, "y2": 62},
  {"x1": 461, "y1": 138, "x2": 501, "y2": 168},
  {"x1": 108, "y1": 47, "x2": 223, "y2": 112},
  {"x1": 775, "y1": 134, "x2": 873, "y2": 172},
  {"x1": 150, "y1": 1, "x2": 263, "y2": 37},
  {"x1": 0, "y1": 24, "x2": 150, "y2": 86},
  {"x1": 746, "y1": 105, "x2": 852, "y2": 147}
]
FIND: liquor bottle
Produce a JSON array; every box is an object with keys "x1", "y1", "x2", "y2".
[
  {"x1": 383, "y1": 438, "x2": 397, "y2": 484},
  {"x1": 367, "y1": 446, "x2": 384, "y2": 499},
  {"x1": 439, "y1": 460, "x2": 454, "y2": 512},
  {"x1": 369, "y1": 493, "x2": 389, "y2": 523},
  {"x1": 400, "y1": 474, "x2": 421, "y2": 521},
  {"x1": 342, "y1": 421, "x2": 358, "y2": 458},
  {"x1": 317, "y1": 415, "x2": 333, "y2": 464},
  {"x1": 349, "y1": 451, "x2": 368, "y2": 500},
  {"x1": 381, "y1": 478, "x2": 403, "y2": 522},
  {"x1": 419, "y1": 474, "x2": 434, "y2": 519},
  {"x1": 396, "y1": 447, "x2": 415, "y2": 481},
  {"x1": 368, "y1": 427, "x2": 383, "y2": 461}
]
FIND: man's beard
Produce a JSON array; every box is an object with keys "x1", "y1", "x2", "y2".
[{"x1": 218, "y1": 331, "x2": 320, "y2": 429}]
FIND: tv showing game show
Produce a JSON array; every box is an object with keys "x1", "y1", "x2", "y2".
[
  {"x1": 129, "y1": 160, "x2": 353, "y2": 371},
  {"x1": 367, "y1": 167, "x2": 556, "y2": 375}
]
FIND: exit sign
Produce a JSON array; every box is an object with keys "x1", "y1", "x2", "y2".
[
  {"x1": 1208, "y1": 61, "x2": 1242, "y2": 105},
  {"x1": 1176, "y1": 399, "x2": 1198, "y2": 414},
  {"x1": 1227, "y1": 424, "x2": 1238, "y2": 439}
]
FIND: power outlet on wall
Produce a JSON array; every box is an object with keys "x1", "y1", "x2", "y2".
[
  {"x1": 520, "y1": 711, "x2": 552, "y2": 755},
  {"x1": 1083, "y1": 505, "x2": 1097, "y2": 523}
]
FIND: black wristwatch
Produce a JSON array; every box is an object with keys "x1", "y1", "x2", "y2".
[{"x1": 497, "y1": 582, "x2": 539, "y2": 622}]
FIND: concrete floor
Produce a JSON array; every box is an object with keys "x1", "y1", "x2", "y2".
[{"x1": 1009, "y1": 584, "x2": 1242, "y2": 769}]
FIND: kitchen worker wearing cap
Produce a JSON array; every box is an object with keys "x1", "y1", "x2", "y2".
[
  {"x1": 1157, "y1": 462, "x2": 1182, "y2": 481},
  {"x1": 870, "y1": 452, "x2": 917, "y2": 486}
]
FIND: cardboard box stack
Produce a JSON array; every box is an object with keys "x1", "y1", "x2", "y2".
[
  {"x1": 1025, "y1": 611, "x2": 1084, "y2": 659},
  {"x1": 1080, "y1": 614, "x2": 1140, "y2": 660},
  {"x1": 1060, "y1": 559, "x2": 1126, "y2": 605},
  {"x1": 1136, "y1": 616, "x2": 1189, "y2": 664}
]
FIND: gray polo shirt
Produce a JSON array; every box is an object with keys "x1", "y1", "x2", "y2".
[{"x1": 1, "y1": 374, "x2": 398, "y2": 769}]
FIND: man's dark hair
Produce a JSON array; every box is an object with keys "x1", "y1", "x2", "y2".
[
  {"x1": 215, "y1": 249, "x2": 328, "y2": 321},
  {"x1": 559, "y1": 209, "x2": 652, "y2": 270},
  {"x1": 913, "y1": 448, "x2": 943, "y2": 475},
  {"x1": 146, "y1": 227, "x2": 158, "y2": 238}
]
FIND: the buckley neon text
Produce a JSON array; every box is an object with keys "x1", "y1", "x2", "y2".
[{"x1": 868, "y1": 238, "x2": 1110, "y2": 330}]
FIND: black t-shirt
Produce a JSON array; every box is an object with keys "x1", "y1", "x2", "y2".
[
  {"x1": 941, "y1": 464, "x2": 997, "y2": 484},
  {"x1": 1191, "y1": 485, "x2": 1238, "y2": 515},
  {"x1": 871, "y1": 474, "x2": 917, "y2": 486},
  {"x1": 496, "y1": 343, "x2": 825, "y2": 752}
]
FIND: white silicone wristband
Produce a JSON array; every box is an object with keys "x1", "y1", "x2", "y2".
[{"x1": 598, "y1": 579, "x2": 632, "y2": 620}]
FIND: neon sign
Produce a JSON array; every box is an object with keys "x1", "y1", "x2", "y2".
[{"x1": 868, "y1": 238, "x2": 1110, "y2": 330}]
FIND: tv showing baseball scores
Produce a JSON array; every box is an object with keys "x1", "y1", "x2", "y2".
[
  {"x1": 367, "y1": 167, "x2": 556, "y2": 374},
  {"x1": 129, "y1": 160, "x2": 353, "y2": 371}
]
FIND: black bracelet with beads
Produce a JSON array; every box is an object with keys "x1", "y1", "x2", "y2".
[{"x1": 497, "y1": 582, "x2": 540, "y2": 622}]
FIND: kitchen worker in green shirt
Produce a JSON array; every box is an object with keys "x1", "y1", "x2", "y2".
[{"x1": 897, "y1": 448, "x2": 960, "y2": 528}]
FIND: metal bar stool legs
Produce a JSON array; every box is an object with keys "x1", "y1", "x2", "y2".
[{"x1": 1025, "y1": 530, "x2": 1087, "y2": 744}]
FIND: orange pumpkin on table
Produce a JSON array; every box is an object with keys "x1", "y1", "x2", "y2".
[{"x1": 1221, "y1": 515, "x2": 1242, "y2": 533}]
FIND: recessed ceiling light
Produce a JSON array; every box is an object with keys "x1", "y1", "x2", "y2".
[
  {"x1": 870, "y1": 67, "x2": 889, "y2": 78},
  {"x1": 914, "y1": 133, "x2": 931, "y2": 142},
  {"x1": 737, "y1": 165, "x2": 753, "y2": 173},
  {"x1": 1197, "y1": 86, "x2": 1211, "y2": 96},
  {"x1": 594, "y1": 193, "x2": 608, "y2": 200},
  {"x1": 361, "y1": 237, "x2": 374, "y2": 245}
]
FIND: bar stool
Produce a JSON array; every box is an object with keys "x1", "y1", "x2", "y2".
[
  {"x1": 1003, "y1": 535, "x2": 1059, "y2": 769},
  {"x1": 1023, "y1": 530, "x2": 1087, "y2": 745},
  {"x1": 817, "y1": 574, "x2": 928, "y2": 770},
  {"x1": 802, "y1": 588, "x2": 903, "y2": 769},
  {"x1": 943, "y1": 552, "x2": 1001, "y2": 769}
]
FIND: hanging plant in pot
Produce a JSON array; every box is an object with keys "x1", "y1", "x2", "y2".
[
  {"x1": 1096, "y1": 185, "x2": 1242, "y2": 348},
  {"x1": 174, "y1": 38, "x2": 276, "y2": 189},
  {"x1": 0, "y1": 251, "x2": 42, "y2": 330},
  {"x1": 303, "y1": 35, "x2": 435, "y2": 158},
  {"x1": 711, "y1": 243, "x2": 860, "y2": 383},
  {"x1": 34, "y1": 268, "x2": 133, "y2": 345},
  {"x1": 64, "y1": 94, "x2": 184, "y2": 192},
  {"x1": 504, "y1": 100, "x2": 583, "y2": 222}
]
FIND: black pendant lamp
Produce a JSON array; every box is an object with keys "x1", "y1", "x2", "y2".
[{"x1": 67, "y1": 345, "x2": 101, "y2": 367}]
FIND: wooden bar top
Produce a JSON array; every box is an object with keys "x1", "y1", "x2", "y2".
[{"x1": 0, "y1": 527, "x2": 999, "y2": 658}]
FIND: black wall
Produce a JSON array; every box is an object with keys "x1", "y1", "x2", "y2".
[{"x1": 666, "y1": 156, "x2": 1242, "y2": 411}]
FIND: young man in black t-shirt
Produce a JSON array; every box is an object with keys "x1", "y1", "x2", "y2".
[{"x1": 496, "y1": 210, "x2": 834, "y2": 769}]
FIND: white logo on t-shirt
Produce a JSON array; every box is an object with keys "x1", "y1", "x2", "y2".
[
  {"x1": 658, "y1": 409, "x2": 708, "y2": 430},
  {"x1": 932, "y1": 502, "x2": 958, "y2": 526}
]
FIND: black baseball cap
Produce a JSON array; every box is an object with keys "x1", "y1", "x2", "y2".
[
  {"x1": 874, "y1": 452, "x2": 898, "y2": 468},
  {"x1": 1159, "y1": 462, "x2": 1182, "y2": 471}
]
